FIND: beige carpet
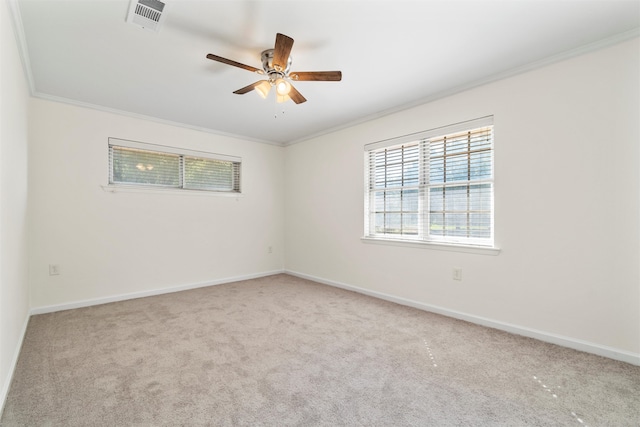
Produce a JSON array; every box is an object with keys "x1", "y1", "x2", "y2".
[{"x1": 2, "y1": 274, "x2": 639, "y2": 426}]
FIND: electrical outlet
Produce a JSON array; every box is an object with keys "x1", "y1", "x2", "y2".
[
  {"x1": 452, "y1": 267, "x2": 462, "y2": 281},
  {"x1": 268, "y1": 246, "x2": 273, "y2": 254},
  {"x1": 49, "y1": 264, "x2": 60, "y2": 276}
]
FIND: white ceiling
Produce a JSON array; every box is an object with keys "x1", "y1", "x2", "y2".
[{"x1": 12, "y1": 0, "x2": 640, "y2": 145}]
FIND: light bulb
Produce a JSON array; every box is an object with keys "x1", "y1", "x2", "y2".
[
  {"x1": 275, "y1": 78, "x2": 291, "y2": 96},
  {"x1": 255, "y1": 81, "x2": 271, "y2": 99},
  {"x1": 276, "y1": 94, "x2": 291, "y2": 103}
]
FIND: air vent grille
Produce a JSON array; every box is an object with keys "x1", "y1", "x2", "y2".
[
  {"x1": 127, "y1": 0, "x2": 166, "y2": 32},
  {"x1": 135, "y1": 3, "x2": 161, "y2": 22}
]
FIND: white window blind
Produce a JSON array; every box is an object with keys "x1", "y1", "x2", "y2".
[
  {"x1": 108, "y1": 138, "x2": 241, "y2": 193},
  {"x1": 365, "y1": 117, "x2": 494, "y2": 247},
  {"x1": 369, "y1": 142, "x2": 421, "y2": 236}
]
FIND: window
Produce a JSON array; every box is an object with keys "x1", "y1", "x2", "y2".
[
  {"x1": 364, "y1": 117, "x2": 494, "y2": 247},
  {"x1": 108, "y1": 138, "x2": 241, "y2": 193}
]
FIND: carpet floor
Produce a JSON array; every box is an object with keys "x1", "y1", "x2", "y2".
[{"x1": 2, "y1": 273, "x2": 639, "y2": 426}]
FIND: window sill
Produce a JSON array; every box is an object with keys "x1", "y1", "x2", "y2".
[
  {"x1": 101, "y1": 185, "x2": 243, "y2": 198},
  {"x1": 361, "y1": 236, "x2": 500, "y2": 255}
]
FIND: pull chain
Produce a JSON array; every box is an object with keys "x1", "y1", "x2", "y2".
[{"x1": 273, "y1": 103, "x2": 286, "y2": 119}]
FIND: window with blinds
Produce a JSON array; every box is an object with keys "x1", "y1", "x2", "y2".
[
  {"x1": 108, "y1": 138, "x2": 241, "y2": 193},
  {"x1": 365, "y1": 117, "x2": 494, "y2": 247}
]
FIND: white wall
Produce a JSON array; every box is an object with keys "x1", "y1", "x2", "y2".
[
  {"x1": 285, "y1": 38, "x2": 640, "y2": 359},
  {"x1": 0, "y1": 0, "x2": 30, "y2": 409},
  {"x1": 29, "y1": 99, "x2": 285, "y2": 309}
]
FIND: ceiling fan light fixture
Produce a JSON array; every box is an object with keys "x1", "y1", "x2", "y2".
[
  {"x1": 206, "y1": 32, "x2": 341, "y2": 106},
  {"x1": 255, "y1": 81, "x2": 271, "y2": 99},
  {"x1": 276, "y1": 94, "x2": 291, "y2": 103},
  {"x1": 275, "y1": 78, "x2": 291, "y2": 96}
]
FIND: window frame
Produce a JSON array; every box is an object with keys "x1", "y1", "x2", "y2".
[
  {"x1": 363, "y1": 116, "x2": 497, "y2": 252},
  {"x1": 107, "y1": 138, "x2": 241, "y2": 195}
]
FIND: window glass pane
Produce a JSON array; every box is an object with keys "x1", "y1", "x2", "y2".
[
  {"x1": 373, "y1": 144, "x2": 420, "y2": 189},
  {"x1": 445, "y1": 154, "x2": 468, "y2": 182},
  {"x1": 444, "y1": 185, "x2": 468, "y2": 211},
  {"x1": 429, "y1": 187, "x2": 444, "y2": 212},
  {"x1": 385, "y1": 213, "x2": 402, "y2": 234},
  {"x1": 469, "y1": 184, "x2": 492, "y2": 211},
  {"x1": 373, "y1": 191, "x2": 386, "y2": 211},
  {"x1": 446, "y1": 136, "x2": 469, "y2": 154},
  {"x1": 429, "y1": 157, "x2": 444, "y2": 184},
  {"x1": 373, "y1": 166, "x2": 387, "y2": 189},
  {"x1": 111, "y1": 147, "x2": 180, "y2": 187},
  {"x1": 184, "y1": 157, "x2": 236, "y2": 191},
  {"x1": 429, "y1": 213, "x2": 445, "y2": 236},
  {"x1": 385, "y1": 163, "x2": 404, "y2": 187},
  {"x1": 403, "y1": 145, "x2": 420, "y2": 161},
  {"x1": 385, "y1": 190, "x2": 402, "y2": 212},
  {"x1": 430, "y1": 141, "x2": 444, "y2": 157},
  {"x1": 402, "y1": 189, "x2": 419, "y2": 211},
  {"x1": 445, "y1": 213, "x2": 468, "y2": 237},
  {"x1": 469, "y1": 130, "x2": 492, "y2": 150},
  {"x1": 402, "y1": 213, "x2": 419, "y2": 235},
  {"x1": 374, "y1": 213, "x2": 385, "y2": 233},
  {"x1": 470, "y1": 151, "x2": 492, "y2": 180},
  {"x1": 404, "y1": 162, "x2": 420, "y2": 186},
  {"x1": 469, "y1": 213, "x2": 492, "y2": 238},
  {"x1": 372, "y1": 188, "x2": 419, "y2": 236}
]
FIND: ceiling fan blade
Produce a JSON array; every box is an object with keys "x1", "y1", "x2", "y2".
[
  {"x1": 206, "y1": 54, "x2": 262, "y2": 73},
  {"x1": 288, "y1": 84, "x2": 307, "y2": 104},
  {"x1": 233, "y1": 81, "x2": 265, "y2": 95},
  {"x1": 273, "y1": 33, "x2": 294, "y2": 71},
  {"x1": 290, "y1": 71, "x2": 342, "y2": 81}
]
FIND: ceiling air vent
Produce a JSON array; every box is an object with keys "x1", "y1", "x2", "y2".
[{"x1": 126, "y1": 0, "x2": 166, "y2": 32}]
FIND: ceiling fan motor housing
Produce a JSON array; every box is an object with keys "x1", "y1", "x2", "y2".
[{"x1": 261, "y1": 49, "x2": 292, "y2": 78}]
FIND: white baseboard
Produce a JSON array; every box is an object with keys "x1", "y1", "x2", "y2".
[
  {"x1": 1, "y1": 313, "x2": 30, "y2": 416},
  {"x1": 23, "y1": 268, "x2": 640, "y2": 366},
  {"x1": 285, "y1": 270, "x2": 640, "y2": 367},
  {"x1": 30, "y1": 269, "x2": 284, "y2": 315}
]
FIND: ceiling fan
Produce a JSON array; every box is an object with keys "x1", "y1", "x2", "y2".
[{"x1": 206, "y1": 33, "x2": 342, "y2": 104}]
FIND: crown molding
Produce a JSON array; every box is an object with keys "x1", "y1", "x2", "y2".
[
  {"x1": 8, "y1": 0, "x2": 638, "y2": 148},
  {"x1": 32, "y1": 92, "x2": 283, "y2": 146},
  {"x1": 7, "y1": 0, "x2": 36, "y2": 95},
  {"x1": 285, "y1": 28, "x2": 640, "y2": 146}
]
